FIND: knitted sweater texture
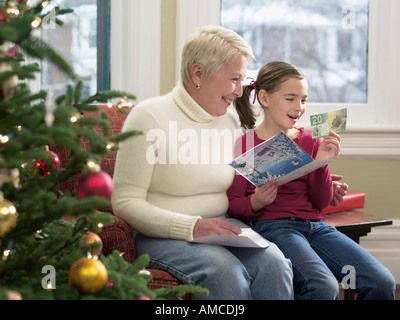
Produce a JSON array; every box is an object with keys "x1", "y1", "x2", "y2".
[{"x1": 112, "y1": 82, "x2": 240, "y2": 241}]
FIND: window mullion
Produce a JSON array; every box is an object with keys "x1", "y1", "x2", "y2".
[{"x1": 97, "y1": 0, "x2": 110, "y2": 92}]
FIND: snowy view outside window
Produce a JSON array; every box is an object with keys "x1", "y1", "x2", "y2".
[
  {"x1": 41, "y1": 0, "x2": 97, "y2": 99},
  {"x1": 221, "y1": 0, "x2": 369, "y2": 103}
]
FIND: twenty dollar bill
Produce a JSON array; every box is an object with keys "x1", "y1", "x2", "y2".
[{"x1": 311, "y1": 108, "x2": 347, "y2": 139}]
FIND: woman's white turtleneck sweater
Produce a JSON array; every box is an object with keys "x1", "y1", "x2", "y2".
[{"x1": 111, "y1": 82, "x2": 240, "y2": 241}]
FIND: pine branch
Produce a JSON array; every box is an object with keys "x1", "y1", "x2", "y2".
[
  {"x1": 82, "y1": 91, "x2": 136, "y2": 104},
  {"x1": 18, "y1": 36, "x2": 77, "y2": 80}
]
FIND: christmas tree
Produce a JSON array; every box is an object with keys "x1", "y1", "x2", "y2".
[{"x1": 0, "y1": 0, "x2": 207, "y2": 300}]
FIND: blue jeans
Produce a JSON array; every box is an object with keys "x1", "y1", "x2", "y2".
[
  {"x1": 135, "y1": 219, "x2": 294, "y2": 300},
  {"x1": 251, "y1": 218, "x2": 396, "y2": 300}
]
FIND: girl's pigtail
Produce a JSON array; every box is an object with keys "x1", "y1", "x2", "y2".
[{"x1": 234, "y1": 84, "x2": 256, "y2": 129}]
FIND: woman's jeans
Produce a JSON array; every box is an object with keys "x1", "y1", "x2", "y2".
[
  {"x1": 251, "y1": 218, "x2": 396, "y2": 300},
  {"x1": 135, "y1": 219, "x2": 294, "y2": 300}
]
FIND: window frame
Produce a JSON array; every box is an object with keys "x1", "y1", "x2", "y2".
[
  {"x1": 172, "y1": 0, "x2": 400, "y2": 158},
  {"x1": 97, "y1": 0, "x2": 110, "y2": 92},
  {"x1": 33, "y1": 0, "x2": 110, "y2": 95}
]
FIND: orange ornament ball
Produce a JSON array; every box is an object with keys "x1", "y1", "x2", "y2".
[{"x1": 82, "y1": 231, "x2": 103, "y2": 256}]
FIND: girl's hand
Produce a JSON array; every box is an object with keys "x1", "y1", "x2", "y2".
[
  {"x1": 330, "y1": 174, "x2": 349, "y2": 206},
  {"x1": 250, "y1": 180, "x2": 278, "y2": 212},
  {"x1": 316, "y1": 131, "x2": 341, "y2": 160}
]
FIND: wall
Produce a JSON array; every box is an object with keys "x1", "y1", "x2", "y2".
[
  {"x1": 160, "y1": 0, "x2": 177, "y2": 95},
  {"x1": 360, "y1": 220, "x2": 400, "y2": 283},
  {"x1": 330, "y1": 159, "x2": 400, "y2": 219}
]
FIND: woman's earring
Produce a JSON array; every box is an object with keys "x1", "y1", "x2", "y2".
[{"x1": 195, "y1": 84, "x2": 201, "y2": 90}]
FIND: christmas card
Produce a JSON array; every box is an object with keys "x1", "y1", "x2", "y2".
[
  {"x1": 192, "y1": 227, "x2": 269, "y2": 248},
  {"x1": 230, "y1": 131, "x2": 332, "y2": 186}
]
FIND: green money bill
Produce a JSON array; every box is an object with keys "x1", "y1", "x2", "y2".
[{"x1": 310, "y1": 108, "x2": 347, "y2": 139}]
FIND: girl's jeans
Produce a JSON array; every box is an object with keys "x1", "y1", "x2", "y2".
[
  {"x1": 251, "y1": 218, "x2": 396, "y2": 300},
  {"x1": 135, "y1": 218, "x2": 294, "y2": 300}
]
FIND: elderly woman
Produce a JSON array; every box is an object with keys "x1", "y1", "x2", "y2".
[{"x1": 111, "y1": 26, "x2": 294, "y2": 299}]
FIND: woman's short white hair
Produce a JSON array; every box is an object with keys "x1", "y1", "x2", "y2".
[{"x1": 180, "y1": 25, "x2": 254, "y2": 86}]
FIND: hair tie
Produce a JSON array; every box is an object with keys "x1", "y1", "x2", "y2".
[{"x1": 247, "y1": 77, "x2": 257, "y2": 104}]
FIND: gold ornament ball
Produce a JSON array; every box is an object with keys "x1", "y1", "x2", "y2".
[
  {"x1": 0, "y1": 195, "x2": 18, "y2": 238},
  {"x1": 117, "y1": 96, "x2": 133, "y2": 114},
  {"x1": 82, "y1": 231, "x2": 103, "y2": 256},
  {"x1": 3, "y1": 0, "x2": 20, "y2": 21},
  {"x1": 68, "y1": 256, "x2": 108, "y2": 294}
]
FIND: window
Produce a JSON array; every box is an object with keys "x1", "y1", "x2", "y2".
[
  {"x1": 221, "y1": 0, "x2": 369, "y2": 104},
  {"x1": 175, "y1": 0, "x2": 400, "y2": 157},
  {"x1": 40, "y1": 0, "x2": 110, "y2": 99}
]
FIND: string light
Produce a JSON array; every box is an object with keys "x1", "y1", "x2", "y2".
[
  {"x1": 138, "y1": 269, "x2": 151, "y2": 276},
  {"x1": 87, "y1": 161, "x2": 95, "y2": 167},
  {"x1": 2, "y1": 250, "x2": 10, "y2": 261},
  {"x1": 31, "y1": 17, "x2": 42, "y2": 28},
  {"x1": 0, "y1": 134, "x2": 9, "y2": 144},
  {"x1": 8, "y1": 205, "x2": 16, "y2": 215},
  {"x1": 86, "y1": 160, "x2": 101, "y2": 173},
  {"x1": 106, "y1": 142, "x2": 115, "y2": 150}
]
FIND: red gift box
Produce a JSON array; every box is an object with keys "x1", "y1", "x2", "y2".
[{"x1": 323, "y1": 191, "x2": 365, "y2": 214}]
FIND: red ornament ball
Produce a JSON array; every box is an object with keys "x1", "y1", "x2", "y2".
[
  {"x1": 34, "y1": 150, "x2": 60, "y2": 176},
  {"x1": 77, "y1": 170, "x2": 114, "y2": 199}
]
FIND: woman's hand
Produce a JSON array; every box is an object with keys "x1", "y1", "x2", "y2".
[
  {"x1": 316, "y1": 131, "x2": 341, "y2": 160},
  {"x1": 193, "y1": 218, "x2": 242, "y2": 239},
  {"x1": 250, "y1": 180, "x2": 278, "y2": 212}
]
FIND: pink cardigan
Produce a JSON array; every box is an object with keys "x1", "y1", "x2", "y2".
[{"x1": 227, "y1": 128, "x2": 333, "y2": 222}]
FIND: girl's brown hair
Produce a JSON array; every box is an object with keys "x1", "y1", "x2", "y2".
[{"x1": 234, "y1": 61, "x2": 305, "y2": 129}]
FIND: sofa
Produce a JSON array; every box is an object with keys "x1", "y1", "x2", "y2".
[
  {"x1": 54, "y1": 104, "x2": 184, "y2": 291},
  {"x1": 99, "y1": 215, "x2": 184, "y2": 291},
  {"x1": 54, "y1": 104, "x2": 367, "y2": 298}
]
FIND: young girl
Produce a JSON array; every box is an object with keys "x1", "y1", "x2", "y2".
[{"x1": 227, "y1": 61, "x2": 395, "y2": 300}]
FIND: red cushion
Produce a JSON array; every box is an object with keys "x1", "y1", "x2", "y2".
[
  {"x1": 98, "y1": 215, "x2": 136, "y2": 262},
  {"x1": 52, "y1": 105, "x2": 130, "y2": 202},
  {"x1": 147, "y1": 269, "x2": 184, "y2": 289},
  {"x1": 84, "y1": 106, "x2": 130, "y2": 179}
]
